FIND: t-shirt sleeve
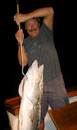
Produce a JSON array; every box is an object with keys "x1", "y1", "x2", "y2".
[{"x1": 42, "y1": 23, "x2": 53, "y2": 40}]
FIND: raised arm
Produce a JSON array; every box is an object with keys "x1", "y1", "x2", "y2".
[{"x1": 14, "y1": 7, "x2": 54, "y2": 30}]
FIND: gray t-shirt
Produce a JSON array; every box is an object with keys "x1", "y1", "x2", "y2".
[{"x1": 23, "y1": 23, "x2": 61, "y2": 83}]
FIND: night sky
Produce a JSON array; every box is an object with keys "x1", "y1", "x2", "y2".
[{"x1": 0, "y1": 0, "x2": 77, "y2": 129}]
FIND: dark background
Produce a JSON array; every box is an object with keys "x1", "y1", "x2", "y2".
[{"x1": 0, "y1": 0, "x2": 77, "y2": 129}]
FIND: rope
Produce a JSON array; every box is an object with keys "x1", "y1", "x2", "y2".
[{"x1": 17, "y1": 4, "x2": 25, "y2": 76}]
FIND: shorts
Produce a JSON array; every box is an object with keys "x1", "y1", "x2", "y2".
[{"x1": 40, "y1": 75, "x2": 69, "y2": 123}]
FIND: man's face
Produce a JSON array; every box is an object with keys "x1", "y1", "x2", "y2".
[{"x1": 25, "y1": 19, "x2": 40, "y2": 38}]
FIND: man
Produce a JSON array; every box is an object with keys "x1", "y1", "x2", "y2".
[{"x1": 14, "y1": 7, "x2": 69, "y2": 130}]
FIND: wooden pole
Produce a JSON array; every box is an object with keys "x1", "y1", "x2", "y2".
[{"x1": 17, "y1": 3, "x2": 25, "y2": 76}]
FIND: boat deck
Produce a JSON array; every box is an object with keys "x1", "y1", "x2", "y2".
[
  {"x1": 45, "y1": 87, "x2": 77, "y2": 130},
  {"x1": 5, "y1": 87, "x2": 77, "y2": 130}
]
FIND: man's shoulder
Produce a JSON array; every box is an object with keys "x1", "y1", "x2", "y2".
[
  {"x1": 40, "y1": 23, "x2": 53, "y2": 42},
  {"x1": 41, "y1": 23, "x2": 53, "y2": 34}
]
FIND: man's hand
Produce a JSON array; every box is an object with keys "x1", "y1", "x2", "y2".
[
  {"x1": 15, "y1": 29, "x2": 24, "y2": 44},
  {"x1": 14, "y1": 13, "x2": 26, "y2": 24}
]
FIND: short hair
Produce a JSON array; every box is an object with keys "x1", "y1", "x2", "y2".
[
  {"x1": 24, "y1": 17, "x2": 40, "y2": 28},
  {"x1": 35, "y1": 17, "x2": 40, "y2": 23}
]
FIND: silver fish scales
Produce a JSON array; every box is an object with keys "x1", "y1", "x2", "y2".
[{"x1": 18, "y1": 60, "x2": 44, "y2": 130}]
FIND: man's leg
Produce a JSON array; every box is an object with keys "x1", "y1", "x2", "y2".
[
  {"x1": 39, "y1": 92, "x2": 48, "y2": 130},
  {"x1": 39, "y1": 123, "x2": 44, "y2": 130},
  {"x1": 47, "y1": 75, "x2": 69, "y2": 110}
]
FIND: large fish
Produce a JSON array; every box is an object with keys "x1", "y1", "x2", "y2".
[{"x1": 18, "y1": 60, "x2": 44, "y2": 130}]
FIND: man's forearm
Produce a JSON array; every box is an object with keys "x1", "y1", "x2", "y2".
[
  {"x1": 23, "y1": 7, "x2": 54, "y2": 21},
  {"x1": 14, "y1": 7, "x2": 54, "y2": 29},
  {"x1": 18, "y1": 46, "x2": 28, "y2": 66}
]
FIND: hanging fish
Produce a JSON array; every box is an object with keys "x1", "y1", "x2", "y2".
[{"x1": 18, "y1": 60, "x2": 44, "y2": 130}]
